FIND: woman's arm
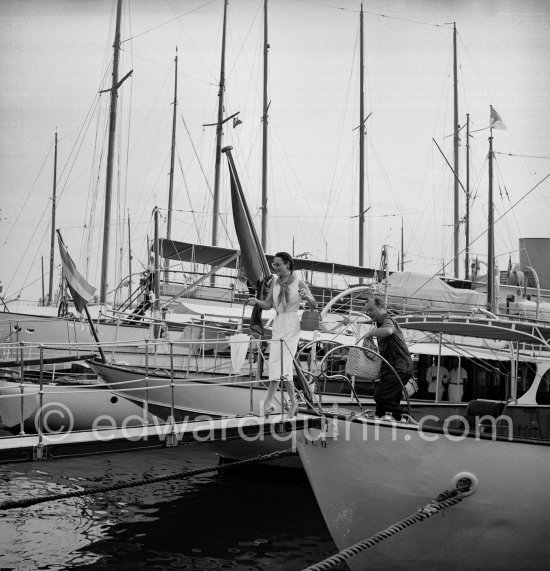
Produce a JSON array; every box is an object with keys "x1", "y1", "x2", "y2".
[
  {"x1": 248, "y1": 279, "x2": 274, "y2": 310},
  {"x1": 298, "y1": 279, "x2": 317, "y2": 309}
]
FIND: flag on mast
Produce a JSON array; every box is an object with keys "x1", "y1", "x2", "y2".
[
  {"x1": 490, "y1": 105, "x2": 506, "y2": 130},
  {"x1": 57, "y1": 231, "x2": 96, "y2": 313}
]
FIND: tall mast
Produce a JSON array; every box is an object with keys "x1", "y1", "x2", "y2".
[
  {"x1": 400, "y1": 217, "x2": 404, "y2": 271},
  {"x1": 465, "y1": 113, "x2": 470, "y2": 279},
  {"x1": 127, "y1": 210, "x2": 132, "y2": 304},
  {"x1": 212, "y1": 0, "x2": 229, "y2": 247},
  {"x1": 165, "y1": 49, "x2": 178, "y2": 281},
  {"x1": 487, "y1": 133, "x2": 495, "y2": 311},
  {"x1": 99, "y1": 0, "x2": 123, "y2": 303},
  {"x1": 48, "y1": 130, "x2": 58, "y2": 306},
  {"x1": 358, "y1": 4, "x2": 365, "y2": 271},
  {"x1": 41, "y1": 257, "x2": 45, "y2": 306},
  {"x1": 452, "y1": 22, "x2": 460, "y2": 278},
  {"x1": 261, "y1": 0, "x2": 269, "y2": 250},
  {"x1": 153, "y1": 207, "x2": 161, "y2": 315}
]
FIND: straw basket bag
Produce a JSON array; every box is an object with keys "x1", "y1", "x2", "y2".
[{"x1": 345, "y1": 337, "x2": 381, "y2": 380}]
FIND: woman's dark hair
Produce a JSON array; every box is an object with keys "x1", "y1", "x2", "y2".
[{"x1": 274, "y1": 251, "x2": 294, "y2": 272}]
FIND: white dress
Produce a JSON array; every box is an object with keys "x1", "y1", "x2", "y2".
[{"x1": 268, "y1": 277, "x2": 302, "y2": 382}]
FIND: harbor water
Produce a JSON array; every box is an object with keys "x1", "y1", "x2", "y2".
[{"x1": 0, "y1": 442, "x2": 347, "y2": 570}]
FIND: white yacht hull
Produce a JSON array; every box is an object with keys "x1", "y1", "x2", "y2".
[
  {"x1": 0, "y1": 379, "x2": 161, "y2": 433},
  {"x1": 297, "y1": 415, "x2": 550, "y2": 570}
]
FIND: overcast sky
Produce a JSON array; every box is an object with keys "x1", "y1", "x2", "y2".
[{"x1": 1, "y1": 0, "x2": 549, "y2": 302}]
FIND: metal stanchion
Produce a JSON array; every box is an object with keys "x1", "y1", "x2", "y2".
[
  {"x1": 144, "y1": 339, "x2": 149, "y2": 426},
  {"x1": 36, "y1": 345, "x2": 45, "y2": 460},
  {"x1": 248, "y1": 337, "x2": 254, "y2": 415},
  {"x1": 19, "y1": 346, "x2": 25, "y2": 436},
  {"x1": 166, "y1": 340, "x2": 177, "y2": 447},
  {"x1": 279, "y1": 339, "x2": 285, "y2": 418}
]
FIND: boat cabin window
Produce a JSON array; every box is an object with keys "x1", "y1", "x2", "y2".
[
  {"x1": 414, "y1": 354, "x2": 516, "y2": 402},
  {"x1": 517, "y1": 362, "x2": 537, "y2": 399},
  {"x1": 536, "y1": 370, "x2": 550, "y2": 405}
]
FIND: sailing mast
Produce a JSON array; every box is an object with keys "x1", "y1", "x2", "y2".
[
  {"x1": 261, "y1": 0, "x2": 269, "y2": 250},
  {"x1": 358, "y1": 4, "x2": 365, "y2": 273},
  {"x1": 47, "y1": 130, "x2": 58, "y2": 306},
  {"x1": 452, "y1": 22, "x2": 460, "y2": 278},
  {"x1": 99, "y1": 0, "x2": 132, "y2": 303},
  {"x1": 400, "y1": 217, "x2": 404, "y2": 271},
  {"x1": 212, "y1": 0, "x2": 229, "y2": 247},
  {"x1": 487, "y1": 131, "x2": 495, "y2": 311},
  {"x1": 41, "y1": 257, "x2": 45, "y2": 306},
  {"x1": 465, "y1": 113, "x2": 471, "y2": 279},
  {"x1": 127, "y1": 210, "x2": 132, "y2": 304},
  {"x1": 165, "y1": 49, "x2": 178, "y2": 281},
  {"x1": 99, "y1": 0, "x2": 122, "y2": 303}
]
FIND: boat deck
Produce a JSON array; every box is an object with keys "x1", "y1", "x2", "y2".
[{"x1": 0, "y1": 413, "x2": 321, "y2": 463}]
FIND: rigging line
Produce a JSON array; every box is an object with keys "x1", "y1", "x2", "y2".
[
  {"x1": 494, "y1": 151, "x2": 550, "y2": 160},
  {"x1": 56, "y1": 57, "x2": 112, "y2": 189},
  {"x1": 437, "y1": 336, "x2": 509, "y2": 374},
  {"x1": 407, "y1": 172, "x2": 550, "y2": 301},
  {"x1": 176, "y1": 152, "x2": 203, "y2": 244},
  {"x1": 456, "y1": 32, "x2": 496, "y2": 104},
  {"x1": 83, "y1": 97, "x2": 109, "y2": 277},
  {"x1": 57, "y1": 95, "x2": 104, "y2": 202},
  {"x1": 3, "y1": 143, "x2": 52, "y2": 247},
  {"x1": 164, "y1": 0, "x2": 217, "y2": 86},
  {"x1": 5, "y1": 202, "x2": 52, "y2": 296},
  {"x1": 120, "y1": 43, "x2": 134, "y2": 280},
  {"x1": 180, "y1": 111, "x2": 213, "y2": 197},
  {"x1": 296, "y1": 0, "x2": 448, "y2": 28},
  {"x1": 322, "y1": 21, "x2": 358, "y2": 241},
  {"x1": 270, "y1": 126, "x2": 328, "y2": 252},
  {"x1": 368, "y1": 140, "x2": 426, "y2": 263},
  {"x1": 470, "y1": 154, "x2": 489, "y2": 204},
  {"x1": 121, "y1": 0, "x2": 218, "y2": 44},
  {"x1": 226, "y1": 1, "x2": 261, "y2": 80}
]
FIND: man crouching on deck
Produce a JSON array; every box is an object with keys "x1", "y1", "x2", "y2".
[{"x1": 363, "y1": 295, "x2": 413, "y2": 421}]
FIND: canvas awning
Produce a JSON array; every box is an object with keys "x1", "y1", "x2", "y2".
[
  {"x1": 397, "y1": 314, "x2": 550, "y2": 345},
  {"x1": 160, "y1": 240, "x2": 240, "y2": 268},
  {"x1": 159, "y1": 240, "x2": 377, "y2": 279}
]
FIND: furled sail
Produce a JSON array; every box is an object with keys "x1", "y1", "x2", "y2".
[{"x1": 223, "y1": 146, "x2": 272, "y2": 335}]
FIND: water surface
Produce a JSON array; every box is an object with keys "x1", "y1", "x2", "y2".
[{"x1": 0, "y1": 443, "x2": 346, "y2": 570}]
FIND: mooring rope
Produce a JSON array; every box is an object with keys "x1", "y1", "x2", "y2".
[
  {"x1": 303, "y1": 489, "x2": 467, "y2": 571},
  {"x1": 0, "y1": 448, "x2": 295, "y2": 511}
]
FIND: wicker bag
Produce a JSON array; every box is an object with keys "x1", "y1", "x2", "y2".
[
  {"x1": 403, "y1": 378, "x2": 418, "y2": 397},
  {"x1": 345, "y1": 337, "x2": 381, "y2": 379}
]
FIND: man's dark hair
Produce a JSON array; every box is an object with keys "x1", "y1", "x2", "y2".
[{"x1": 366, "y1": 295, "x2": 386, "y2": 309}]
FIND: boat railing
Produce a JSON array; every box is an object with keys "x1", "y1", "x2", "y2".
[
  {"x1": 294, "y1": 340, "x2": 365, "y2": 413},
  {"x1": 0, "y1": 335, "x2": 321, "y2": 441},
  {"x1": 394, "y1": 305, "x2": 550, "y2": 327}
]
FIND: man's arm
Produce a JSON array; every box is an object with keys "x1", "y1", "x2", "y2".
[{"x1": 365, "y1": 316, "x2": 394, "y2": 339}]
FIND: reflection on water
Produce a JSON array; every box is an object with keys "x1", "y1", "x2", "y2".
[{"x1": 0, "y1": 444, "x2": 345, "y2": 570}]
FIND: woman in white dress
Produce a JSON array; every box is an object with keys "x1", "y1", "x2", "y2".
[{"x1": 248, "y1": 252, "x2": 317, "y2": 416}]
